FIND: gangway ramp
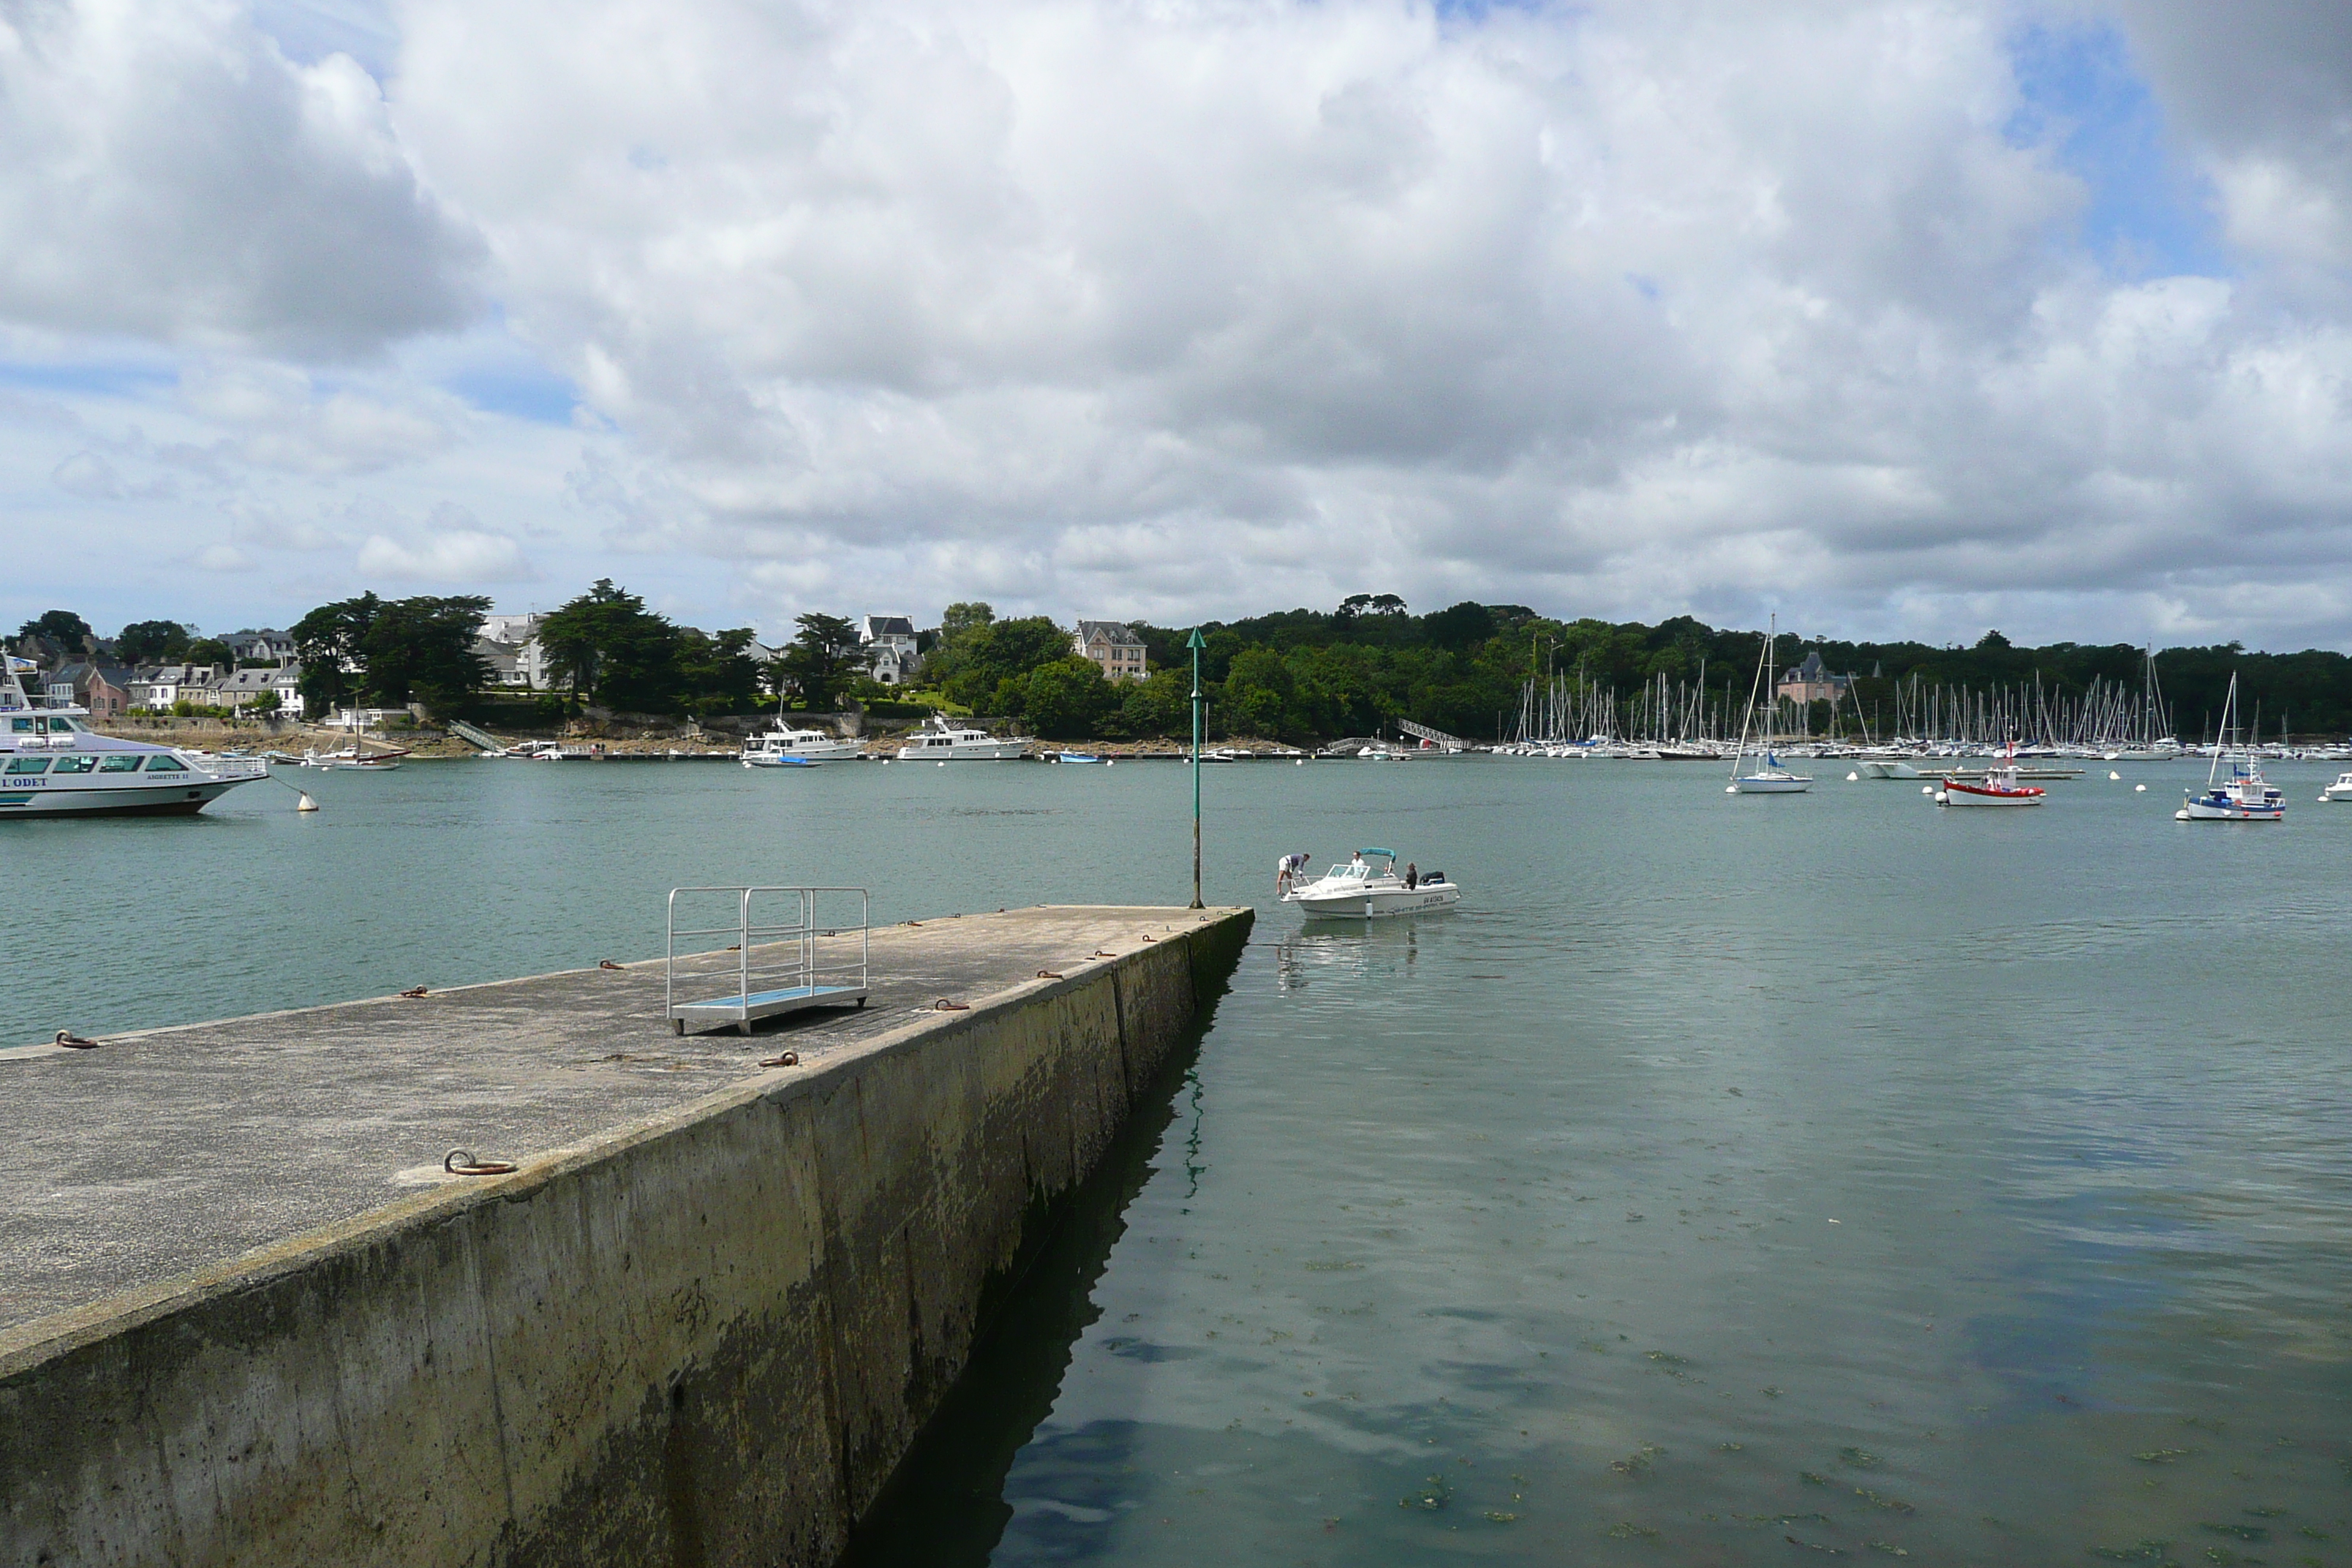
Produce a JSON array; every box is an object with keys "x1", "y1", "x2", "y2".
[
  {"x1": 1398, "y1": 719, "x2": 1469, "y2": 751},
  {"x1": 448, "y1": 718, "x2": 505, "y2": 751}
]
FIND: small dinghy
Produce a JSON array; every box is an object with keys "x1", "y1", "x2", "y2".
[{"x1": 1282, "y1": 849, "x2": 1460, "y2": 919}]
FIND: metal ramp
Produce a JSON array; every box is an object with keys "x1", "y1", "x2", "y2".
[
  {"x1": 1397, "y1": 719, "x2": 1469, "y2": 751},
  {"x1": 666, "y1": 887, "x2": 870, "y2": 1035},
  {"x1": 448, "y1": 719, "x2": 505, "y2": 751}
]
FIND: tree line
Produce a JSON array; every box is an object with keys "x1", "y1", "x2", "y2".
[{"x1": 26, "y1": 595, "x2": 2352, "y2": 742}]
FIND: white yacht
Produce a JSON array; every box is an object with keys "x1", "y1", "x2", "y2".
[
  {"x1": 1281, "y1": 850, "x2": 1460, "y2": 919},
  {"x1": 1726, "y1": 614, "x2": 1812, "y2": 794},
  {"x1": 896, "y1": 715, "x2": 1030, "y2": 761},
  {"x1": 742, "y1": 717, "x2": 864, "y2": 766},
  {"x1": 0, "y1": 657, "x2": 268, "y2": 817},
  {"x1": 2176, "y1": 675, "x2": 2283, "y2": 822},
  {"x1": 2321, "y1": 771, "x2": 2352, "y2": 803}
]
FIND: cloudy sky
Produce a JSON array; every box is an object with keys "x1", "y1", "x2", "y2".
[{"x1": 5, "y1": 0, "x2": 2352, "y2": 649}]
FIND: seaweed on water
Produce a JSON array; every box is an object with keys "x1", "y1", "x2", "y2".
[
  {"x1": 1485, "y1": 1511, "x2": 1518, "y2": 1523},
  {"x1": 1801, "y1": 1471, "x2": 1831, "y2": 1486},
  {"x1": 2134, "y1": 1449, "x2": 2195, "y2": 1464},
  {"x1": 2087, "y1": 1542, "x2": 2171, "y2": 1562},
  {"x1": 1610, "y1": 1444, "x2": 1665, "y2": 1477},
  {"x1": 1852, "y1": 1488, "x2": 1915, "y2": 1513},
  {"x1": 1401, "y1": 1474, "x2": 1452, "y2": 1511},
  {"x1": 1839, "y1": 1447, "x2": 1884, "y2": 1469},
  {"x1": 2200, "y1": 1523, "x2": 2269, "y2": 1542},
  {"x1": 1865, "y1": 1543, "x2": 1911, "y2": 1557},
  {"x1": 1605, "y1": 1521, "x2": 1661, "y2": 1540}
]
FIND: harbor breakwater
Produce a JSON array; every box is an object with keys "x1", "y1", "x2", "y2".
[{"x1": 0, "y1": 905, "x2": 1251, "y2": 1567}]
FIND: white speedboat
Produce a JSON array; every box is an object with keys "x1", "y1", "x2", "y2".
[
  {"x1": 897, "y1": 715, "x2": 1030, "y2": 761},
  {"x1": 2321, "y1": 771, "x2": 2352, "y2": 803},
  {"x1": 1725, "y1": 615, "x2": 1812, "y2": 794},
  {"x1": 0, "y1": 657, "x2": 267, "y2": 817},
  {"x1": 743, "y1": 720, "x2": 863, "y2": 766},
  {"x1": 1281, "y1": 849, "x2": 1460, "y2": 919},
  {"x1": 2177, "y1": 676, "x2": 2283, "y2": 821}
]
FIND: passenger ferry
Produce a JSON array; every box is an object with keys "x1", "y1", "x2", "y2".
[
  {"x1": 1, "y1": 657, "x2": 268, "y2": 817},
  {"x1": 895, "y1": 715, "x2": 1030, "y2": 761}
]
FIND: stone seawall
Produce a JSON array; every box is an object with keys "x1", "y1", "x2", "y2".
[{"x1": 0, "y1": 908, "x2": 1251, "y2": 1567}]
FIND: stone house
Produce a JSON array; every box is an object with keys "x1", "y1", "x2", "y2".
[{"x1": 1072, "y1": 621, "x2": 1147, "y2": 682}]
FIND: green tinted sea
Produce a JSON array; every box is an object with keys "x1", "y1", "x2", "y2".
[{"x1": 12, "y1": 755, "x2": 2351, "y2": 1562}]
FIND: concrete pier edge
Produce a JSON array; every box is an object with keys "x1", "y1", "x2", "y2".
[{"x1": 0, "y1": 903, "x2": 1254, "y2": 1568}]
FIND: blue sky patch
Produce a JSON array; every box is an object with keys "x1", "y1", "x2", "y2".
[
  {"x1": 2005, "y1": 21, "x2": 2227, "y2": 281},
  {"x1": 0, "y1": 361, "x2": 175, "y2": 400},
  {"x1": 448, "y1": 365, "x2": 578, "y2": 425}
]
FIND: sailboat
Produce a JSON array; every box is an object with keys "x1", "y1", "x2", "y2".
[
  {"x1": 2176, "y1": 674, "x2": 2281, "y2": 821},
  {"x1": 1725, "y1": 614, "x2": 1812, "y2": 794},
  {"x1": 301, "y1": 708, "x2": 410, "y2": 771}
]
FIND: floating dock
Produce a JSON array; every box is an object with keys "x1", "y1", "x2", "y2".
[{"x1": 0, "y1": 903, "x2": 1252, "y2": 1567}]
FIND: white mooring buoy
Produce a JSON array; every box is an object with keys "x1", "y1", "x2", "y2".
[
  {"x1": 2135, "y1": 783, "x2": 2147, "y2": 792},
  {"x1": 2109, "y1": 770, "x2": 2121, "y2": 780},
  {"x1": 296, "y1": 791, "x2": 320, "y2": 813},
  {"x1": 1846, "y1": 771, "x2": 1859, "y2": 781}
]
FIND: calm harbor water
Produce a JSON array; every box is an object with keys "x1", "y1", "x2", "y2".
[{"x1": 13, "y1": 756, "x2": 2352, "y2": 1562}]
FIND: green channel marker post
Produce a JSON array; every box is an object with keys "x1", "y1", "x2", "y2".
[{"x1": 1188, "y1": 627, "x2": 1206, "y2": 909}]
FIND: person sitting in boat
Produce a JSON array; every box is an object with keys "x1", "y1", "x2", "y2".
[{"x1": 1405, "y1": 862, "x2": 1419, "y2": 889}]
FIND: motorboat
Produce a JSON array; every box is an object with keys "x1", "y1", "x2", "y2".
[
  {"x1": 2321, "y1": 771, "x2": 2352, "y2": 803},
  {"x1": 1937, "y1": 758, "x2": 2045, "y2": 807},
  {"x1": 743, "y1": 719, "x2": 863, "y2": 766},
  {"x1": 1853, "y1": 754, "x2": 1925, "y2": 779},
  {"x1": 2181, "y1": 762, "x2": 2283, "y2": 821},
  {"x1": 1281, "y1": 849, "x2": 1460, "y2": 919},
  {"x1": 2176, "y1": 676, "x2": 2283, "y2": 821},
  {"x1": 1049, "y1": 750, "x2": 1103, "y2": 764},
  {"x1": 1725, "y1": 614, "x2": 1812, "y2": 794},
  {"x1": 0, "y1": 657, "x2": 268, "y2": 817},
  {"x1": 896, "y1": 715, "x2": 1030, "y2": 761}
]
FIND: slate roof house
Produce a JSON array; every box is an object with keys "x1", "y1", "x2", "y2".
[
  {"x1": 1072, "y1": 621, "x2": 1147, "y2": 681},
  {"x1": 1774, "y1": 651, "x2": 1852, "y2": 706},
  {"x1": 859, "y1": 615, "x2": 920, "y2": 686}
]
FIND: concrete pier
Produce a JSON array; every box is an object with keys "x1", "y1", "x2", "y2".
[{"x1": 0, "y1": 904, "x2": 1252, "y2": 1567}]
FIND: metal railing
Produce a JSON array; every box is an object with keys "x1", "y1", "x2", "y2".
[
  {"x1": 194, "y1": 755, "x2": 270, "y2": 780},
  {"x1": 664, "y1": 886, "x2": 870, "y2": 1034}
]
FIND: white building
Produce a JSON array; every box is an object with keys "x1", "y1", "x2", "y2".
[
  {"x1": 1073, "y1": 621, "x2": 1147, "y2": 681},
  {"x1": 475, "y1": 614, "x2": 556, "y2": 688},
  {"x1": 225, "y1": 628, "x2": 297, "y2": 665},
  {"x1": 131, "y1": 664, "x2": 225, "y2": 711},
  {"x1": 859, "y1": 615, "x2": 921, "y2": 686},
  {"x1": 211, "y1": 663, "x2": 306, "y2": 716}
]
